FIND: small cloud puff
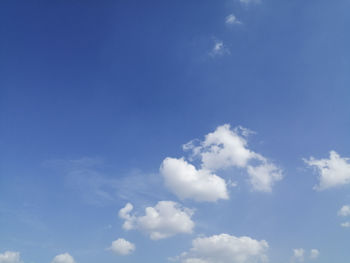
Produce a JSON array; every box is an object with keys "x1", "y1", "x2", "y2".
[
  {"x1": 225, "y1": 14, "x2": 242, "y2": 25},
  {"x1": 51, "y1": 253, "x2": 76, "y2": 263},
  {"x1": 292, "y1": 248, "x2": 305, "y2": 262},
  {"x1": 109, "y1": 238, "x2": 135, "y2": 255},
  {"x1": 292, "y1": 248, "x2": 319, "y2": 262},
  {"x1": 119, "y1": 201, "x2": 194, "y2": 240},
  {"x1": 338, "y1": 205, "x2": 350, "y2": 217},
  {"x1": 210, "y1": 40, "x2": 230, "y2": 57}
]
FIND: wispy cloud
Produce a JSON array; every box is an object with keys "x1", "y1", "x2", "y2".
[
  {"x1": 44, "y1": 158, "x2": 165, "y2": 206},
  {"x1": 209, "y1": 40, "x2": 230, "y2": 57},
  {"x1": 225, "y1": 14, "x2": 242, "y2": 25},
  {"x1": 341, "y1": 222, "x2": 350, "y2": 228}
]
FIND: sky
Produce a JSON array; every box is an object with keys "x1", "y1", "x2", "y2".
[{"x1": 1, "y1": 0, "x2": 350, "y2": 263}]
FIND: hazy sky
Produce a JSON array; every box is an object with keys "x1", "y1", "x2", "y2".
[{"x1": 1, "y1": 1, "x2": 350, "y2": 263}]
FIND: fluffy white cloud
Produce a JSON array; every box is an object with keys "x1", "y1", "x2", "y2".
[
  {"x1": 304, "y1": 151, "x2": 350, "y2": 190},
  {"x1": 186, "y1": 125, "x2": 255, "y2": 170},
  {"x1": 51, "y1": 253, "x2": 75, "y2": 263},
  {"x1": 310, "y1": 249, "x2": 320, "y2": 260},
  {"x1": 338, "y1": 205, "x2": 350, "y2": 217},
  {"x1": 160, "y1": 157, "x2": 229, "y2": 202},
  {"x1": 183, "y1": 124, "x2": 282, "y2": 193},
  {"x1": 225, "y1": 14, "x2": 242, "y2": 25},
  {"x1": 292, "y1": 249, "x2": 305, "y2": 262},
  {"x1": 109, "y1": 238, "x2": 135, "y2": 255},
  {"x1": 0, "y1": 251, "x2": 21, "y2": 263},
  {"x1": 119, "y1": 201, "x2": 194, "y2": 240},
  {"x1": 179, "y1": 234, "x2": 269, "y2": 263},
  {"x1": 341, "y1": 222, "x2": 350, "y2": 228}
]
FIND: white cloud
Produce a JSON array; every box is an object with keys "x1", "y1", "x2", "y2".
[
  {"x1": 179, "y1": 234, "x2": 269, "y2": 263},
  {"x1": 51, "y1": 253, "x2": 76, "y2": 263},
  {"x1": 189, "y1": 125, "x2": 255, "y2": 170},
  {"x1": 109, "y1": 238, "x2": 135, "y2": 255},
  {"x1": 225, "y1": 14, "x2": 242, "y2": 25},
  {"x1": 183, "y1": 124, "x2": 282, "y2": 193},
  {"x1": 310, "y1": 249, "x2": 320, "y2": 260},
  {"x1": 119, "y1": 201, "x2": 194, "y2": 240},
  {"x1": 338, "y1": 205, "x2": 350, "y2": 217},
  {"x1": 247, "y1": 163, "x2": 283, "y2": 192},
  {"x1": 292, "y1": 249, "x2": 305, "y2": 262},
  {"x1": 341, "y1": 222, "x2": 350, "y2": 228},
  {"x1": 160, "y1": 157, "x2": 229, "y2": 202},
  {"x1": 210, "y1": 40, "x2": 230, "y2": 57},
  {"x1": 304, "y1": 151, "x2": 350, "y2": 190},
  {"x1": 0, "y1": 251, "x2": 21, "y2": 263}
]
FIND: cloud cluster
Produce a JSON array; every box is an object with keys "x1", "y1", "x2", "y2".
[
  {"x1": 338, "y1": 205, "x2": 350, "y2": 228},
  {"x1": 292, "y1": 248, "x2": 319, "y2": 262},
  {"x1": 161, "y1": 124, "x2": 282, "y2": 202},
  {"x1": 0, "y1": 251, "x2": 77, "y2": 263},
  {"x1": 0, "y1": 251, "x2": 21, "y2": 263},
  {"x1": 119, "y1": 201, "x2": 194, "y2": 240},
  {"x1": 51, "y1": 253, "x2": 76, "y2": 263},
  {"x1": 109, "y1": 238, "x2": 135, "y2": 255},
  {"x1": 179, "y1": 234, "x2": 269, "y2": 263},
  {"x1": 305, "y1": 151, "x2": 350, "y2": 190}
]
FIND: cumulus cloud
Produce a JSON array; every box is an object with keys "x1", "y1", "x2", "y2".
[
  {"x1": 160, "y1": 157, "x2": 229, "y2": 202},
  {"x1": 338, "y1": 205, "x2": 350, "y2": 217},
  {"x1": 119, "y1": 201, "x2": 194, "y2": 240},
  {"x1": 183, "y1": 124, "x2": 282, "y2": 193},
  {"x1": 51, "y1": 253, "x2": 76, "y2": 263},
  {"x1": 292, "y1": 249, "x2": 305, "y2": 262},
  {"x1": 310, "y1": 249, "x2": 320, "y2": 260},
  {"x1": 0, "y1": 251, "x2": 22, "y2": 263},
  {"x1": 304, "y1": 151, "x2": 350, "y2": 190},
  {"x1": 179, "y1": 234, "x2": 269, "y2": 263},
  {"x1": 109, "y1": 238, "x2": 135, "y2": 255},
  {"x1": 225, "y1": 14, "x2": 242, "y2": 25}
]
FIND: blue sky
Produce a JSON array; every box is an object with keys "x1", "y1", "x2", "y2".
[{"x1": 1, "y1": 0, "x2": 350, "y2": 263}]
